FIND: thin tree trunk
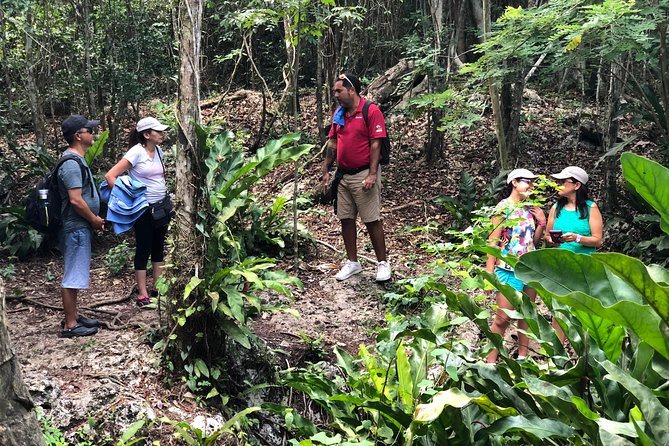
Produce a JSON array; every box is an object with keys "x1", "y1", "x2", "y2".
[
  {"x1": 316, "y1": 37, "x2": 326, "y2": 145},
  {"x1": 604, "y1": 60, "x2": 623, "y2": 210},
  {"x1": 292, "y1": 3, "x2": 302, "y2": 271},
  {"x1": 0, "y1": 7, "x2": 24, "y2": 163},
  {"x1": 658, "y1": 22, "x2": 669, "y2": 144},
  {"x1": 25, "y1": 13, "x2": 47, "y2": 148},
  {"x1": 172, "y1": 0, "x2": 203, "y2": 328},
  {"x1": 0, "y1": 281, "x2": 46, "y2": 446},
  {"x1": 82, "y1": 0, "x2": 96, "y2": 116},
  {"x1": 482, "y1": 0, "x2": 509, "y2": 169}
]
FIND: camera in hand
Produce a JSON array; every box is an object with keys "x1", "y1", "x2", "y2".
[{"x1": 549, "y1": 230, "x2": 563, "y2": 243}]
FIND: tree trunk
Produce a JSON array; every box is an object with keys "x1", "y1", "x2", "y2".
[
  {"x1": 0, "y1": 281, "x2": 46, "y2": 446},
  {"x1": 281, "y1": 14, "x2": 297, "y2": 114},
  {"x1": 365, "y1": 58, "x2": 415, "y2": 105},
  {"x1": 316, "y1": 37, "x2": 326, "y2": 145},
  {"x1": 0, "y1": 7, "x2": 23, "y2": 164},
  {"x1": 171, "y1": 0, "x2": 203, "y2": 332},
  {"x1": 25, "y1": 13, "x2": 47, "y2": 148},
  {"x1": 82, "y1": 0, "x2": 97, "y2": 117},
  {"x1": 501, "y1": 74, "x2": 526, "y2": 163},
  {"x1": 482, "y1": 0, "x2": 509, "y2": 169},
  {"x1": 658, "y1": 22, "x2": 669, "y2": 146},
  {"x1": 603, "y1": 60, "x2": 623, "y2": 210}
]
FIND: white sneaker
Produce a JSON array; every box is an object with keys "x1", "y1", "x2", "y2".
[
  {"x1": 335, "y1": 260, "x2": 363, "y2": 281},
  {"x1": 376, "y1": 261, "x2": 392, "y2": 282}
]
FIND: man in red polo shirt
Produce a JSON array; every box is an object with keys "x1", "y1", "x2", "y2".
[{"x1": 321, "y1": 73, "x2": 391, "y2": 282}]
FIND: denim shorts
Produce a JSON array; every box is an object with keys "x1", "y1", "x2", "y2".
[
  {"x1": 494, "y1": 266, "x2": 525, "y2": 292},
  {"x1": 60, "y1": 227, "x2": 92, "y2": 289}
]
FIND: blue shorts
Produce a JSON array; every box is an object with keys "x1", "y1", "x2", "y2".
[
  {"x1": 60, "y1": 227, "x2": 92, "y2": 289},
  {"x1": 494, "y1": 266, "x2": 525, "y2": 292}
]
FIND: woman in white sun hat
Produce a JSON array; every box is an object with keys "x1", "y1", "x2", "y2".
[
  {"x1": 105, "y1": 117, "x2": 171, "y2": 306},
  {"x1": 485, "y1": 168, "x2": 546, "y2": 363},
  {"x1": 545, "y1": 166, "x2": 603, "y2": 254}
]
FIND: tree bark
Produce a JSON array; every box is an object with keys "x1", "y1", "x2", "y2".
[
  {"x1": 603, "y1": 60, "x2": 623, "y2": 210},
  {"x1": 172, "y1": 0, "x2": 203, "y2": 325},
  {"x1": 0, "y1": 280, "x2": 46, "y2": 446},
  {"x1": 82, "y1": 0, "x2": 97, "y2": 117},
  {"x1": 281, "y1": 14, "x2": 298, "y2": 115},
  {"x1": 365, "y1": 58, "x2": 415, "y2": 105},
  {"x1": 658, "y1": 22, "x2": 669, "y2": 145},
  {"x1": 25, "y1": 13, "x2": 47, "y2": 148},
  {"x1": 482, "y1": 0, "x2": 509, "y2": 169}
]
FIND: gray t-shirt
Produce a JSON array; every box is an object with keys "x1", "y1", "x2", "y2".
[{"x1": 57, "y1": 152, "x2": 100, "y2": 232}]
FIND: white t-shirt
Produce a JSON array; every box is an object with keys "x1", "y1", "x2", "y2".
[{"x1": 123, "y1": 144, "x2": 167, "y2": 203}]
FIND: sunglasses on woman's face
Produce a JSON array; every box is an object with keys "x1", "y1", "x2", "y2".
[
  {"x1": 556, "y1": 178, "x2": 577, "y2": 185},
  {"x1": 516, "y1": 178, "x2": 533, "y2": 184}
]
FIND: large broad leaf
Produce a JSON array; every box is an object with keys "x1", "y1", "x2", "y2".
[
  {"x1": 621, "y1": 152, "x2": 669, "y2": 234},
  {"x1": 516, "y1": 250, "x2": 669, "y2": 359},
  {"x1": 413, "y1": 388, "x2": 518, "y2": 423},
  {"x1": 600, "y1": 359, "x2": 669, "y2": 443},
  {"x1": 475, "y1": 415, "x2": 575, "y2": 440},
  {"x1": 572, "y1": 308, "x2": 625, "y2": 362},
  {"x1": 396, "y1": 341, "x2": 413, "y2": 408},
  {"x1": 520, "y1": 375, "x2": 599, "y2": 440},
  {"x1": 594, "y1": 252, "x2": 669, "y2": 327}
]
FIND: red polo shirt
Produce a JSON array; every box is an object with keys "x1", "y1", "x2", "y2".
[{"x1": 328, "y1": 98, "x2": 387, "y2": 169}]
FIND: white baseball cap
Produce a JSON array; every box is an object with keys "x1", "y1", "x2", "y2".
[
  {"x1": 551, "y1": 166, "x2": 588, "y2": 184},
  {"x1": 506, "y1": 168, "x2": 538, "y2": 184},
  {"x1": 136, "y1": 117, "x2": 168, "y2": 132}
]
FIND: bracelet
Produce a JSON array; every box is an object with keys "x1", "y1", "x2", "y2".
[
  {"x1": 538, "y1": 221, "x2": 546, "y2": 227},
  {"x1": 575, "y1": 234, "x2": 582, "y2": 243}
]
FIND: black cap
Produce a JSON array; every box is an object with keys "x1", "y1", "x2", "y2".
[{"x1": 62, "y1": 115, "x2": 100, "y2": 139}]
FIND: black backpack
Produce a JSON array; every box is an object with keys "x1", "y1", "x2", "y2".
[
  {"x1": 334, "y1": 101, "x2": 391, "y2": 165},
  {"x1": 361, "y1": 101, "x2": 391, "y2": 165},
  {"x1": 25, "y1": 155, "x2": 91, "y2": 233}
]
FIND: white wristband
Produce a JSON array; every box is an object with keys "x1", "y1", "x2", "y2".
[{"x1": 575, "y1": 234, "x2": 582, "y2": 243}]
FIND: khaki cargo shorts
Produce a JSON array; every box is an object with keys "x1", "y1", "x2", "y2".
[{"x1": 337, "y1": 168, "x2": 382, "y2": 223}]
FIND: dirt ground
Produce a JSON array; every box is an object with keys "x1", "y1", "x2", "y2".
[{"x1": 1, "y1": 90, "x2": 657, "y2": 443}]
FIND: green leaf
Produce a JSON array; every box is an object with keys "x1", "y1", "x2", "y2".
[
  {"x1": 476, "y1": 415, "x2": 575, "y2": 440},
  {"x1": 600, "y1": 359, "x2": 669, "y2": 443},
  {"x1": 310, "y1": 432, "x2": 341, "y2": 445},
  {"x1": 116, "y1": 419, "x2": 145, "y2": 444},
  {"x1": 220, "y1": 319, "x2": 251, "y2": 349},
  {"x1": 220, "y1": 406, "x2": 260, "y2": 432},
  {"x1": 594, "y1": 252, "x2": 669, "y2": 327},
  {"x1": 85, "y1": 130, "x2": 108, "y2": 166},
  {"x1": 621, "y1": 152, "x2": 669, "y2": 234},
  {"x1": 194, "y1": 358, "x2": 209, "y2": 378},
  {"x1": 225, "y1": 287, "x2": 245, "y2": 322},
  {"x1": 572, "y1": 308, "x2": 625, "y2": 362},
  {"x1": 184, "y1": 277, "x2": 203, "y2": 299},
  {"x1": 396, "y1": 342, "x2": 413, "y2": 408},
  {"x1": 413, "y1": 388, "x2": 516, "y2": 423},
  {"x1": 516, "y1": 250, "x2": 669, "y2": 359}
]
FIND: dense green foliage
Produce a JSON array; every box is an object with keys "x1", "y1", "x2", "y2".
[
  {"x1": 156, "y1": 128, "x2": 312, "y2": 403},
  {"x1": 267, "y1": 154, "x2": 669, "y2": 445}
]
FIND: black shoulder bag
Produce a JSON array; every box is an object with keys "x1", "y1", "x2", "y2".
[{"x1": 149, "y1": 148, "x2": 173, "y2": 228}]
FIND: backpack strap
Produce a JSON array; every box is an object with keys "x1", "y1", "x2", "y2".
[
  {"x1": 56, "y1": 154, "x2": 95, "y2": 197},
  {"x1": 362, "y1": 100, "x2": 372, "y2": 127}
]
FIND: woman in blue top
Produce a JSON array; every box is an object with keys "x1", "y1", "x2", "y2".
[{"x1": 545, "y1": 166, "x2": 603, "y2": 253}]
